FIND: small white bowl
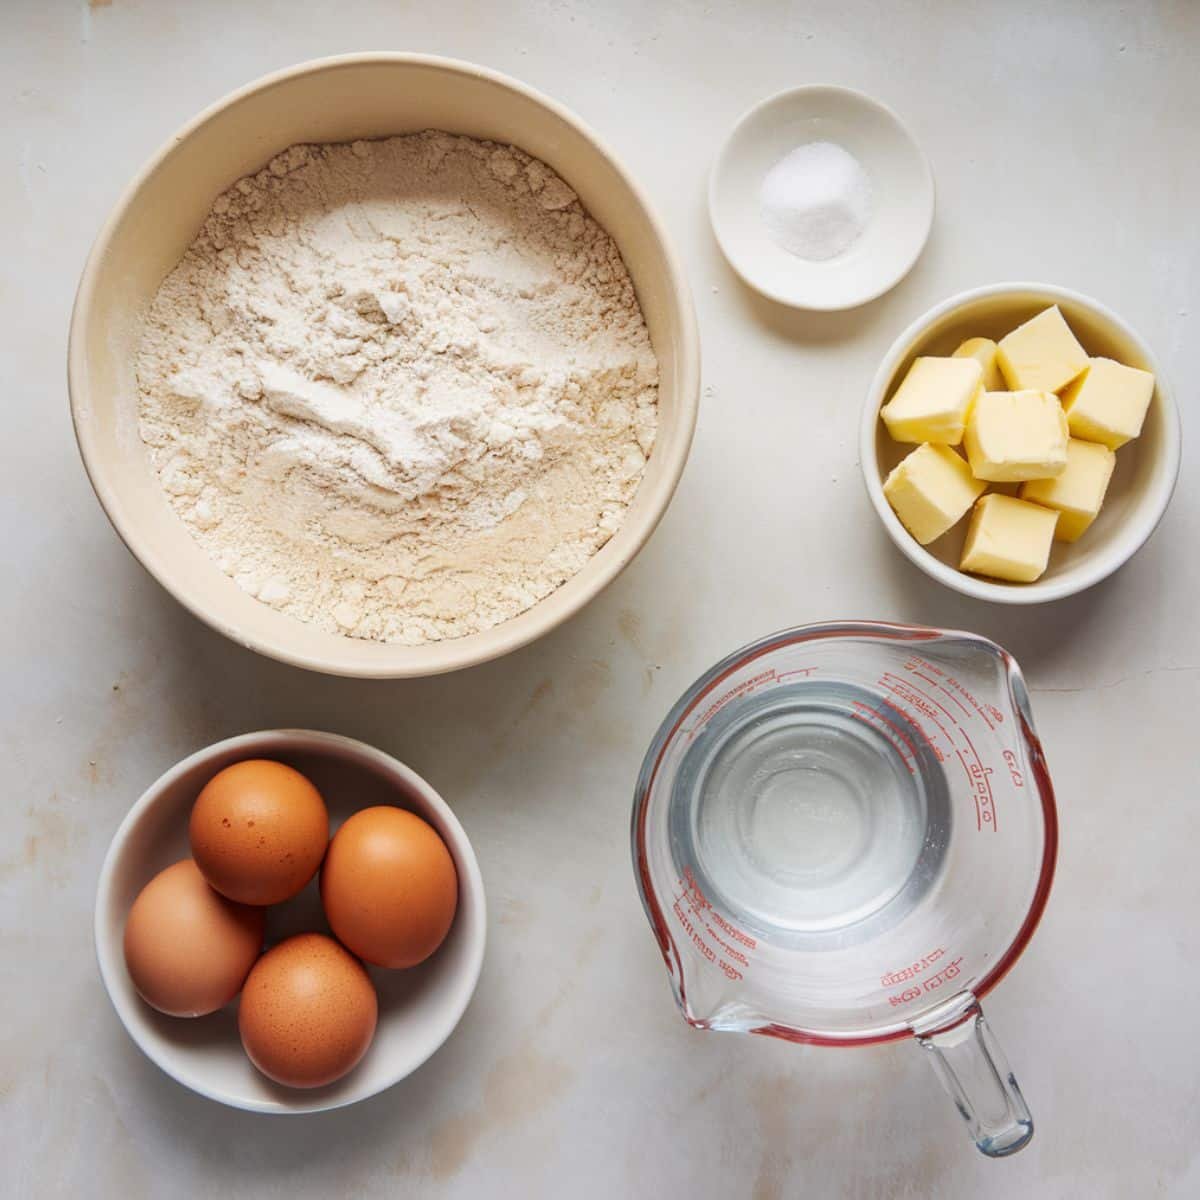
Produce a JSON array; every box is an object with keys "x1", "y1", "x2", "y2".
[
  {"x1": 709, "y1": 85, "x2": 934, "y2": 310},
  {"x1": 861, "y1": 283, "x2": 1182, "y2": 604},
  {"x1": 94, "y1": 730, "x2": 487, "y2": 1113}
]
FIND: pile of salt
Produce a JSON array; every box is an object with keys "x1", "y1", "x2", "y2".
[{"x1": 759, "y1": 141, "x2": 872, "y2": 262}]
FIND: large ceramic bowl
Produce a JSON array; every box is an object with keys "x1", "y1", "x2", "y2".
[
  {"x1": 861, "y1": 283, "x2": 1181, "y2": 603},
  {"x1": 94, "y1": 729, "x2": 487, "y2": 1114},
  {"x1": 69, "y1": 54, "x2": 699, "y2": 677}
]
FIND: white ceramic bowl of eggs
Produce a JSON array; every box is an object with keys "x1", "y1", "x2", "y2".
[
  {"x1": 861, "y1": 282, "x2": 1182, "y2": 603},
  {"x1": 94, "y1": 729, "x2": 486, "y2": 1113}
]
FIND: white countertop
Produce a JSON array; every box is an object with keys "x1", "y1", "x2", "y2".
[{"x1": 3, "y1": 1, "x2": 1197, "y2": 1195}]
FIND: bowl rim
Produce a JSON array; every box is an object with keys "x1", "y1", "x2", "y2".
[
  {"x1": 707, "y1": 83, "x2": 935, "y2": 311},
  {"x1": 68, "y1": 52, "x2": 700, "y2": 679},
  {"x1": 859, "y1": 280, "x2": 1183, "y2": 604},
  {"x1": 93, "y1": 728, "x2": 488, "y2": 1114}
]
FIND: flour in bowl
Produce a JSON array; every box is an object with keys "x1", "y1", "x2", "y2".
[{"x1": 136, "y1": 132, "x2": 658, "y2": 645}]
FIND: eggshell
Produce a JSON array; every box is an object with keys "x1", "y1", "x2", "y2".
[
  {"x1": 123, "y1": 859, "x2": 264, "y2": 1017},
  {"x1": 321, "y1": 806, "x2": 458, "y2": 969},
  {"x1": 189, "y1": 759, "x2": 329, "y2": 905},
  {"x1": 238, "y1": 933, "x2": 377, "y2": 1088}
]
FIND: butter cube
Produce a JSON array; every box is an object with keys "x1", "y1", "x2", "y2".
[
  {"x1": 960, "y1": 494, "x2": 1059, "y2": 583},
  {"x1": 996, "y1": 306, "x2": 1089, "y2": 393},
  {"x1": 963, "y1": 390, "x2": 1069, "y2": 482},
  {"x1": 952, "y1": 337, "x2": 1005, "y2": 391},
  {"x1": 883, "y1": 443, "x2": 986, "y2": 545},
  {"x1": 1059, "y1": 357, "x2": 1155, "y2": 449},
  {"x1": 880, "y1": 357, "x2": 983, "y2": 445},
  {"x1": 1021, "y1": 438, "x2": 1116, "y2": 542}
]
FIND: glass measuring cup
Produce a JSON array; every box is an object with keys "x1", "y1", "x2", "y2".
[{"x1": 632, "y1": 621, "x2": 1057, "y2": 1157}]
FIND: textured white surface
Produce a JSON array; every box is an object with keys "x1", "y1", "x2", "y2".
[{"x1": 2, "y1": 1, "x2": 1197, "y2": 1196}]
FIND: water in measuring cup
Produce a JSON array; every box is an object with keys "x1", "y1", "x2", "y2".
[{"x1": 669, "y1": 680, "x2": 951, "y2": 945}]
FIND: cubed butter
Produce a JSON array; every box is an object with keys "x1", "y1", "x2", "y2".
[
  {"x1": 1020, "y1": 437, "x2": 1116, "y2": 542},
  {"x1": 1059, "y1": 356, "x2": 1155, "y2": 449},
  {"x1": 883, "y1": 443, "x2": 986, "y2": 545},
  {"x1": 996, "y1": 305, "x2": 1089, "y2": 393},
  {"x1": 960, "y1": 494, "x2": 1059, "y2": 583},
  {"x1": 879, "y1": 357, "x2": 983, "y2": 445},
  {"x1": 952, "y1": 337, "x2": 1005, "y2": 391},
  {"x1": 963, "y1": 390, "x2": 1069, "y2": 482}
]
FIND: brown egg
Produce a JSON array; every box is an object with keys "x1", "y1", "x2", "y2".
[
  {"x1": 189, "y1": 759, "x2": 329, "y2": 905},
  {"x1": 123, "y1": 859, "x2": 264, "y2": 1017},
  {"x1": 321, "y1": 806, "x2": 458, "y2": 969},
  {"x1": 238, "y1": 933, "x2": 377, "y2": 1088}
]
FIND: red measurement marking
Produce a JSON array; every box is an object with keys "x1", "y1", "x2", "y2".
[
  {"x1": 925, "y1": 711, "x2": 955, "y2": 750},
  {"x1": 881, "y1": 946, "x2": 945, "y2": 988},
  {"x1": 887, "y1": 953, "x2": 964, "y2": 1006},
  {"x1": 922, "y1": 956, "x2": 965, "y2": 995},
  {"x1": 905, "y1": 656, "x2": 946, "y2": 679},
  {"x1": 890, "y1": 695, "x2": 939, "y2": 748},
  {"x1": 880, "y1": 674, "x2": 962, "y2": 750},
  {"x1": 956, "y1": 748, "x2": 998, "y2": 833},
  {"x1": 891, "y1": 670, "x2": 1002, "y2": 834},
  {"x1": 876, "y1": 677, "x2": 946, "y2": 762},
  {"x1": 851, "y1": 701, "x2": 918, "y2": 775},
  {"x1": 956, "y1": 748, "x2": 983, "y2": 831},
  {"x1": 776, "y1": 668, "x2": 818, "y2": 683},
  {"x1": 1002, "y1": 749, "x2": 1024, "y2": 789},
  {"x1": 938, "y1": 683, "x2": 974, "y2": 719},
  {"x1": 673, "y1": 868, "x2": 757, "y2": 982},
  {"x1": 885, "y1": 680, "x2": 958, "y2": 748},
  {"x1": 692, "y1": 668, "x2": 778, "y2": 731},
  {"x1": 885, "y1": 672, "x2": 960, "y2": 726},
  {"x1": 959, "y1": 727, "x2": 998, "y2": 832},
  {"x1": 685, "y1": 670, "x2": 781, "y2": 744},
  {"x1": 943, "y1": 676, "x2": 996, "y2": 730},
  {"x1": 960, "y1": 725, "x2": 982, "y2": 763}
]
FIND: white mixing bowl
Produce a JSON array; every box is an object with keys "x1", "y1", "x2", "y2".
[{"x1": 69, "y1": 54, "x2": 699, "y2": 677}]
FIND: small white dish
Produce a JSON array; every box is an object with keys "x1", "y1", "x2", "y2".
[
  {"x1": 709, "y1": 85, "x2": 934, "y2": 310},
  {"x1": 861, "y1": 283, "x2": 1182, "y2": 604},
  {"x1": 95, "y1": 729, "x2": 487, "y2": 1113}
]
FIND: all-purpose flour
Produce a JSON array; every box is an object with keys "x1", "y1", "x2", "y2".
[{"x1": 137, "y1": 132, "x2": 658, "y2": 644}]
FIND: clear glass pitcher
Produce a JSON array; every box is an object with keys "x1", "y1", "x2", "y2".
[{"x1": 632, "y1": 621, "x2": 1057, "y2": 1157}]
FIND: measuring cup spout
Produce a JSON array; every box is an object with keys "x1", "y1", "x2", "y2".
[{"x1": 915, "y1": 992, "x2": 1034, "y2": 1157}]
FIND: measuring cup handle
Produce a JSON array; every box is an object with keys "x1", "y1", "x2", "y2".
[{"x1": 915, "y1": 996, "x2": 1034, "y2": 1157}]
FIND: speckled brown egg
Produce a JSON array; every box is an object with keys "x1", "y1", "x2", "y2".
[
  {"x1": 321, "y1": 806, "x2": 458, "y2": 969},
  {"x1": 123, "y1": 859, "x2": 264, "y2": 1017},
  {"x1": 189, "y1": 759, "x2": 329, "y2": 905},
  {"x1": 238, "y1": 932, "x2": 377, "y2": 1088}
]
